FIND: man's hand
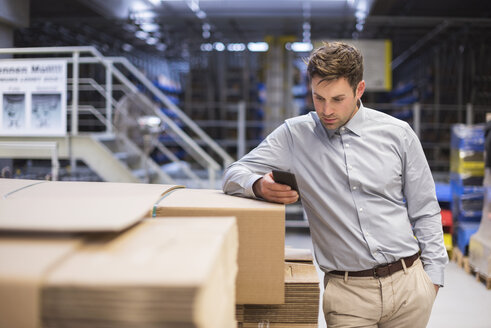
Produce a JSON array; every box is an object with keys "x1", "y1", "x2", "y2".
[
  {"x1": 434, "y1": 284, "x2": 439, "y2": 295},
  {"x1": 252, "y1": 172, "x2": 299, "y2": 204}
]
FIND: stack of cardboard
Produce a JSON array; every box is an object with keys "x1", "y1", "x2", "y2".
[
  {"x1": 237, "y1": 248, "x2": 320, "y2": 327},
  {"x1": 153, "y1": 188, "x2": 285, "y2": 304},
  {"x1": 41, "y1": 218, "x2": 238, "y2": 328},
  {"x1": 0, "y1": 179, "x2": 239, "y2": 328}
]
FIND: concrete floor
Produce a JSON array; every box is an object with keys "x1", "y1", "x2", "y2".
[{"x1": 285, "y1": 230, "x2": 491, "y2": 328}]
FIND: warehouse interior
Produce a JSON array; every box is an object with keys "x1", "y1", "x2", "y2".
[{"x1": 1, "y1": 0, "x2": 491, "y2": 327}]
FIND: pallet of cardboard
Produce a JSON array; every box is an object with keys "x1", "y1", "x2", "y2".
[
  {"x1": 153, "y1": 188, "x2": 285, "y2": 304},
  {"x1": 0, "y1": 179, "x2": 238, "y2": 328},
  {"x1": 237, "y1": 248, "x2": 320, "y2": 326}
]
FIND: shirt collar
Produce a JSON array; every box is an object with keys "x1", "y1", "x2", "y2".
[
  {"x1": 345, "y1": 100, "x2": 365, "y2": 137},
  {"x1": 324, "y1": 99, "x2": 365, "y2": 138}
]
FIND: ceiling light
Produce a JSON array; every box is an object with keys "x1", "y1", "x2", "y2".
[
  {"x1": 247, "y1": 42, "x2": 269, "y2": 52},
  {"x1": 227, "y1": 43, "x2": 246, "y2": 52},
  {"x1": 140, "y1": 23, "x2": 160, "y2": 32},
  {"x1": 196, "y1": 10, "x2": 207, "y2": 19},
  {"x1": 201, "y1": 43, "x2": 213, "y2": 52},
  {"x1": 130, "y1": 2, "x2": 150, "y2": 13},
  {"x1": 148, "y1": 0, "x2": 162, "y2": 5},
  {"x1": 135, "y1": 30, "x2": 149, "y2": 40},
  {"x1": 290, "y1": 42, "x2": 313, "y2": 52},
  {"x1": 146, "y1": 37, "x2": 158, "y2": 45},
  {"x1": 213, "y1": 42, "x2": 225, "y2": 52}
]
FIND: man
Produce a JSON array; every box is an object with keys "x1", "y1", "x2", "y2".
[{"x1": 222, "y1": 41, "x2": 448, "y2": 327}]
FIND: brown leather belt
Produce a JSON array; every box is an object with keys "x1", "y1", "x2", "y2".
[{"x1": 330, "y1": 253, "x2": 419, "y2": 278}]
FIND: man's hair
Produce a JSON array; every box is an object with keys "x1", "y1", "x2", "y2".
[{"x1": 307, "y1": 41, "x2": 363, "y2": 93}]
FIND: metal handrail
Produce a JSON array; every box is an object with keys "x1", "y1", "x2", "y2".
[
  {"x1": 108, "y1": 56, "x2": 234, "y2": 167},
  {"x1": 0, "y1": 46, "x2": 232, "y2": 186}
]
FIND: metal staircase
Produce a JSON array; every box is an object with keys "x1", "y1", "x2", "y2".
[{"x1": 0, "y1": 46, "x2": 234, "y2": 187}]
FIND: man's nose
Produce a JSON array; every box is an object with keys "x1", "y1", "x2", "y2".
[{"x1": 322, "y1": 102, "x2": 334, "y2": 116}]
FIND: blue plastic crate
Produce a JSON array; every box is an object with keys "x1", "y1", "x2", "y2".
[
  {"x1": 435, "y1": 182, "x2": 451, "y2": 203},
  {"x1": 451, "y1": 124, "x2": 485, "y2": 151},
  {"x1": 455, "y1": 222, "x2": 481, "y2": 255},
  {"x1": 450, "y1": 173, "x2": 484, "y2": 196}
]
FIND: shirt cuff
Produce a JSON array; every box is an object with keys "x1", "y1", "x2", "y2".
[
  {"x1": 423, "y1": 263, "x2": 445, "y2": 287},
  {"x1": 245, "y1": 174, "x2": 264, "y2": 199}
]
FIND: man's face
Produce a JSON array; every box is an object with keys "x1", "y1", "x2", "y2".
[{"x1": 311, "y1": 76, "x2": 365, "y2": 131}]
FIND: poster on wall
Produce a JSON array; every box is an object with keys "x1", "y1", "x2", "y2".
[
  {"x1": 0, "y1": 60, "x2": 67, "y2": 136},
  {"x1": 314, "y1": 39, "x2": 392, "y2": 92}
]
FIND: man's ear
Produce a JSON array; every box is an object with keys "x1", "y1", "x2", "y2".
[{"x1": 356, "y1": 80, "x2": 366, "y2": 99}]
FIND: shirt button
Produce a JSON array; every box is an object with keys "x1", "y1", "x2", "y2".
[
  {"x1": 346, "y1": 143, "x2": 350, "y2": 148},
  {"x1": 348, "y1": 165, "x2": 352, "y2": 170},
  {"x1": 352, "y1": 186, "x2": 357, "y2": 190},
  {"x1": 340, "y1": 127, "x2": 345, "y2": 131},
  {"x1": 359, "y1": 207, "x2": 364, "y2": 212}
]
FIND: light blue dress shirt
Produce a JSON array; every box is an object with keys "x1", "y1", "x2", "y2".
[{"x1": 222, "y1": 103, "x2": 448, "y2": 286}]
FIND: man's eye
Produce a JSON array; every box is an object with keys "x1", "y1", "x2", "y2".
[{"x1": 333, "y1": 98, "x2": 342, "y2": 102}]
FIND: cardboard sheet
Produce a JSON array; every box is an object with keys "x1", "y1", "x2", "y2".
[
  {"x1": 285, "y1": 247, "x2": 314, "y2": 263},
  {"x1": 0, "y1": 178, "x2": 182, "y2": 232},
  {"x1": 153, "y1": 188, "x2": 285, "y2": 304}
]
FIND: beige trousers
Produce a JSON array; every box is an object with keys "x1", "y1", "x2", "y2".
[{"x1": 323, "y1": 259, "x2": 437, "y2": 328}]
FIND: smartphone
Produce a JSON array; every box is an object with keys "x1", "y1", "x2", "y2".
[{"x1": 272, "y1": 170, "x2": 299, "y2": 193}]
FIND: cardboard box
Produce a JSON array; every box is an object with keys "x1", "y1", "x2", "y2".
[{"x1": 153, "y1": 188, "x2": 285, "y2": 304}]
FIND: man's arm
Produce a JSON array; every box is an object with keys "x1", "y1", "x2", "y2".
[
  {"x1": 222, "y1": 123, "x2": 298, "y2": 204},
  {"x1": 402, "y1": 126, "x2": 449, "y2": 287}
]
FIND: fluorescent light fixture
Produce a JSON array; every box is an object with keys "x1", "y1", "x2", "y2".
[
  {"x1": 247, "y1": 42, "x2": 269, "y2": 52},
  {"x1": 200, "y1": 43, "x2": 213, "y2": 51},
  {"x1": 140, "y1": 23, "x2": 160, "y2": 32},
  {"x1": 135, "y1": 30, "x2": 149, "y2": 40},
  {"x1": 213, "y1": 42, "x2": 225, "y2": 51},
  {"x1": 290, "y1": 42, "x2": 313, "y2": 52},
  {"x1": 227, "y1": 43, "x2": 246, "y2": 52},
  {"x1": 148, "y1": 0, "x2": 162, "y2": 5}
]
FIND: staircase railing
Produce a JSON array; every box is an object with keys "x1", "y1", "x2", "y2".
[{"x1": 0, "y1": 46, "x2": 234, "y2": 187}]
